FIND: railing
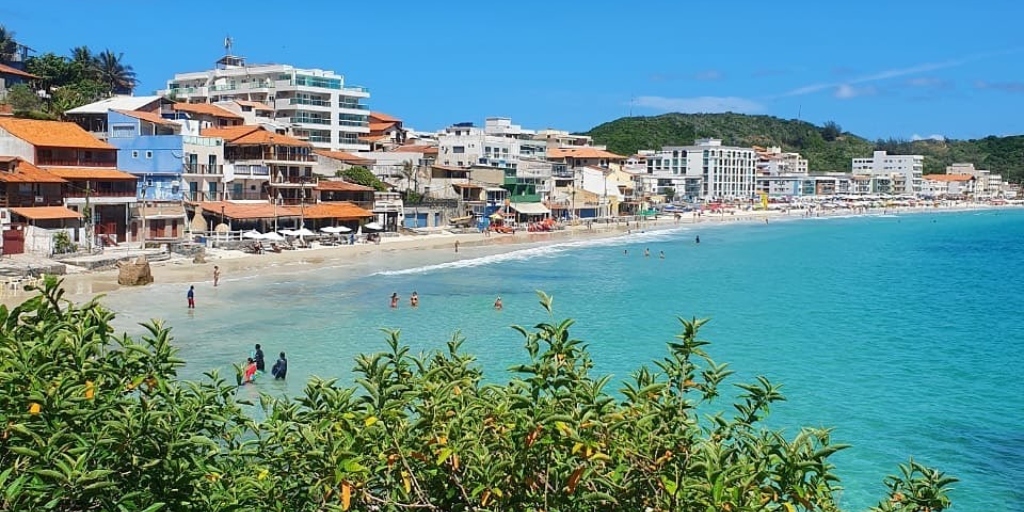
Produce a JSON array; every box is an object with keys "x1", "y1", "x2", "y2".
[
  {"x1": 290, "y1": 116, "x2": 332, "y2": 125},
  {"x1": 64, "y1": 190, "x2": 136, "y2": 198},
  {"x1": 338, "y1": 103, "x2": 369, "y2": 111},
  {"x1": 307, "y1": 135, "x2": 332, "y2": 143},
  {"x1": 271, "y1": 176, "x2": 318, "y2": 185},
  {"x1": 225, "y1": 192, "x2": 265, "y2": 201},
  {"x1": 184, "y1": 164, "x2": 224, "y2": 174},
  {"x1": 289, "y1": 98, "x2": 332, "y2": 107},
  {"x1": 37, "y1": 159, "x2": 117, "y2": 167},
  {"x1": 264, "y1": 153, "x2": 317, "y2": 162},
  {"x1": 0, "y1": 195, "x2": 64, "y2": 207}
]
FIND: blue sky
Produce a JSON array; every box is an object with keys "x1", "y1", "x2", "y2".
[{"x1": 4, "y1": 0, "x2": 1022, "y2": 140}]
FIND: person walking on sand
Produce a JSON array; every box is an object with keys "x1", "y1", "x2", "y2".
[
  {"x1": 390, "y1": 292, "x2": 399, "y2": 309},
  {"x1": 455, "y1": 239, "x2": 460, "y2": 253},
  {"x1": 213, "y1": 265, "x2": 221, "y2": 287},
  {"x1": 410, "y1": 291, "x2": 419, "y2": 308},
  {"x1": 493, "y1": 296, "x2": 503, "y2": 310},
  {"x1": 187, "y1": 285, "x2": 195, "y2": 309}
]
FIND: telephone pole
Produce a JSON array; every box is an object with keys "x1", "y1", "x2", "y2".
[{"x1": 84, "y1": 181, "x2": 93, "y2": 252}]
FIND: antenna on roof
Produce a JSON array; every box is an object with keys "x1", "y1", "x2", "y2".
[{"x1": 224, "y1": 36, "x2": 233, "y2": 54}]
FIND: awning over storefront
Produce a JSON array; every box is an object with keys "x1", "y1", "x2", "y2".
[
  {"x1": 131, "y1": 204, "x2": 187, "y2": 220},
  {"x1": 10, "y1": 206, "x2": 83, "y2": 220},
  {"x1": 510, "y1": 202, "x2": 551, "y2": 215}
]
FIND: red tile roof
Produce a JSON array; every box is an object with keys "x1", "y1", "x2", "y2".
[
  {"x1": 10, "y1": 206, "x2": 82, "y2": 220},
  {"x1": 196, "y1": 201, "x2": 372, "y2": 220},
  {"x1": 0, "y1": 118, "x2": 114, "y2": 149},
  {"x1": 0, "y1": 63, "x2": 38, "y2": 80},
  {"x1": 925, "y1": 174, "x2": 974, "y2": 182},
  {"x1": 201, "y1": 125, "x2": 310, "y2": 147},
  {"x1": 41, "y1": 167, "x2": 137, "y2": 180},
  {"x1": 0, "y1": 158, "x2": 67, "y2": 183},
  {"x1": 233, "y1": 100, "x2": 274, "y2": 111},
  {"x1": 173, "y1": 102, "x2": 243, "y2": 119},
  {"x1": 370, "y1": 112, "x2": 400, "y2": 123},
  {"x1": 115, "y1": 109, "x2": 179, "y2": 127},
  {"x1": 301, "y1": 202, "x2": 374, "y2": 220},
  {"x1": 369, "y1": 122, "x2": 398, "y2": 132},
  {"x1": 392, "y1": 144, "x2": 438, "y2": 155},
  {"x1": 314, "y1": 150, "x2": 374, "y2": 165}
]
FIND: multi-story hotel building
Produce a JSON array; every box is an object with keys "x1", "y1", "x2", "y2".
[
  {"x1": 160, "y1": 54, "x2": 371, "y2": 153},
  {"x1": 851, "y1": 150, "x2": 923, "y2": 195},
  {"x1": 644, "y1": 139, "x2": 756, "y2": 201}
]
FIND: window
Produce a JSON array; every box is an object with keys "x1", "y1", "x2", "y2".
[
  {"x1": 132, "y1": 150, "x2": 139, "y2": 158},
  {"x1": 145, "y1": 151, "x2": 153, "y2": 159},
  {"x1": 452, "y1": 146, "x2": 465, "y2": 154}
]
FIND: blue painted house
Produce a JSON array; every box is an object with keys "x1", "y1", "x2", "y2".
[{"x1": 105, "y1": 110, "x2": 185, "y2": 201}]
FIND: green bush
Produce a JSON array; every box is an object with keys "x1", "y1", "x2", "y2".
[{"x1": 0, "y1": 279, "x2": 956, "y2": 511}]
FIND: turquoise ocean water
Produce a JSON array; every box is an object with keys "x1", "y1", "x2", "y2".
[{"x1": 103, "y1": 209, "x2": 1024, "y2": 511}]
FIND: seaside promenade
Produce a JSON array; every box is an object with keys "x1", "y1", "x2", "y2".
[{"x1": 0, "y1": 200, "x2": 1007, "y2": 307}]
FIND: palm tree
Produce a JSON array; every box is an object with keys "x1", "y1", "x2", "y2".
[
  {"x1": 95, "y1": 49, "x2": 136, "y2": 96},
  {"x1": 0, "y1": 25, "x2": 18, "y2": 64},
  {"x1": 399, "y1": 160, "x2": 416, "y2": 193}
]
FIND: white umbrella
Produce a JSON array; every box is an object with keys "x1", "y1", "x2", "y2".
[
  {"x1": 321, "y1": 226, "x2": 351, "y2": 234},
  {"x1": 295, "y1": 227, "x2": 316, "y2": 237},
  {"x1": 260, "y1": 232, "x2": 285, "y2": 241},
  {"x1": 241, "y1": 230, "x2": 262, "y2": 239},
  {"x1": 363, "y1": 222, "x2": 383, "y2": 231},
  {"x1": 278, "y1": 229, "x2": 297, "y2": 237}
]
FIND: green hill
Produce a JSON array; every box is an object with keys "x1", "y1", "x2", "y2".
[{"x1": 584, "y1": 113, "x2": 1024, "y2": 182}]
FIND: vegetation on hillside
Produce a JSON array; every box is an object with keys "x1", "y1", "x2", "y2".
[
  {"x1": 585, "y1": 113, "x2": 1024, "y2": 183},
  {"x1": 336, "y1": 165, "x2": 389, "y2": 191},
  {"x1": 0, "y1": 24, "x2": 136, "y2": 119},
  {"x1": 0, "y1": 279, "x2": 957, "y2": 511}
]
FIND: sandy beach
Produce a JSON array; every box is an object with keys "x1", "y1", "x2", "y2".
[{"x1": 2, "y1": 202, "x2": 1009, "y2": 307}]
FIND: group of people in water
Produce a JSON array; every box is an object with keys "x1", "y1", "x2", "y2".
[
  {"x1": 240, "y1": 343, "x2": 288, "y2": 385},
  {"x1": 389, "y1": 291, "x2": 502, "y2": 310}
]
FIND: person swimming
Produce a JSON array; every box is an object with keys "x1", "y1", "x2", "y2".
[
  {"x1": 390, "y1": 292, "x2": 399, "y2": 308},
  {"x1": 410, "y1": 291, "x2": 419, "y2": 307},
  {"x1": 493, "y1": 296, "x2": 503, "y2": 310}
]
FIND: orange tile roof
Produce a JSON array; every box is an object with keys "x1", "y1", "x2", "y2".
[
  {"x1": 233, "y1": 100, "x2": 274, "y2": 111},
  {"x1": 317, "y1": 180, "x2": 376, "y2": 192},
  {"x1": 547, "y1": 147, "x2": 626, "y2": 160},
  {"x1": 10, "y1": 206, "x2": 82, "y2": 221},
  {"x1": 41, "y1": 167, "x2": 137, "y2": 180},
  {"x1": 314, "y1": 150, "x2": 374, "y2": 165},
  {"x1": 200, "y1": 125, "x2": 310, "y2": 147},
  {"x1": 196, "y1": 201, "x2": 372, "y2": 220},
  {"x1": 359, "y1": 134, "x2": 389, "y2": 142},
  {"x1": 925, "y1": 174, "x2": 974, "y2": 182},
  {"x1": 392, "y1": 144, "x2": 438, "y2": 155},
  {"x1": 370, "y1": 112, "x2": 400, "y2": 123},
  {"x1": 369, "y1": 122, "x2": 398, "y2": 132},
  {"x1": 200, "y1": 125, "x2": 260, "y2": 140},
  {"x1": 301, "y1": 202, "x2": 374, "y2": 220},
  {"x1": 0, "y1": 118, "x2": 114, "y2": 149},
  {"x1": 115, "y1": 109, "x2": 179, "y2": 127},
  {"x1": 173, "y1": 102, "x2": 243, "y2": 119},
  {"x1": 0, "y1": 63, "x2": 38, "y2": 79},
  {"x1": 0, "y1": 158, "x2": 67, "y2": 183}
]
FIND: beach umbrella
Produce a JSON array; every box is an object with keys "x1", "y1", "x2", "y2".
[
  {"x1": 295, "y1": 227, "x2": 316, "y2": 237},
  {"x1": 363, "y1": 222, "x2": 383, "y2": 231},
  {"x1": 260, "y1": 232, "x2": 285, "y2": 241},
  {"x1": 242, "y1": 230, "x2": 262, "y2": 239},
  {"x1": 278, "y1": 229, "x2": 297, "y2": 236},
  {"x1": 334, "y1": 225, "x2": 352, "y2": 233}
]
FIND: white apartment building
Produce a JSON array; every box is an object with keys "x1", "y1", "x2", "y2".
[
  {"x1": 436, "y1": 119, "x2": 528, "y2": 169},
  {"x1": 644, "y1": 139, "x2": 757, "y2": 201},
  {"x1": 851, "y1": 151, "x2": 923, "y2": 195},
  {"x1": 159, "y1": 54, "x2": 371, "y2": 152},
  {"x1": 756, "y1": 146, "x2": 808, "y2": 175},
  {"x1": 946, "y1": 163, "x2": 1006, "y2": 197}
]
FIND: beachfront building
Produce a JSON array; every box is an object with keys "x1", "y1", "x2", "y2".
[
  {"x1": 851, "y1": 151, "x2": 923, "y2": 195},
  {"x1": 436, "y1": 120, "x2": 524, "y2": 169},
  {"x1": 65, "y1": 96, "x2": 176, "y2": 137},
  {"x1": 755, "y1": 146, "x2": 809, "y2": 175},
  {"x1": 200, "y1": 125, "x2": 315, "y2": 205},
  {"x1": 0, "y1": 117, "x2": 136, "y2": 243},
  {"x1": 0, "y1": 157, "x2": 80, "y2": 255},
  {"x1": 923, "y1": 174, "x2": 975, "y2": 198},
  {"x1": 533, "y1": 129, "x2": 593, "y2": 149},
  {"x1": 314, "y1": 150, "x2": 375, "y2": 176},
  {"x1": 362, "y1": 112, "x2": 407, "y2": 151},
  {"x1": 160, "y1": 52, "x2": 371, "y2": 152},
  {"x1": 641, "y1": 139, "x2": 756, "y2": 202},
  {"x1": 946, "y1": 163, "x2": 1006, "y2": 197}
]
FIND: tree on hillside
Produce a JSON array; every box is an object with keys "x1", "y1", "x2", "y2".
[
  {"x1": 821, "y1": 120, "x2": 842, "y2": 141},
  {"x1": 0, "y1": 25, "x2": 17, "y2": 63},
  {"x1": 0, "y1": 281, "x2": 959, "y2": 511},
  {"x1": 5, "y1": 83, "x2": 43, "y2": 114},
  {"x1": 95, "y1": 49, "x2": 136, "y2": 96}
]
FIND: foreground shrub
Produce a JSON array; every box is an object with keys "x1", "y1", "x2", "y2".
[{"x1": 0, "y1": 279, "x2": 956, "y2": 511}]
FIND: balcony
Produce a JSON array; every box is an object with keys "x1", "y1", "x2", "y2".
[
  {"x1": 65, "y1": 189, "x2": 136, "y2": 198},
  {"x1": 37, "y1": 158, "x2": 117, "y2": 167},
  {"x1": 227, "y1": 151, "x2": 317, "y2": 163},
  {"x1": 270, "y1": 175, "x2": 318, "y2": 186},
  {"x1": 0, "y1": 194, "x2": 64, "y2": 208},
  {"x1": 184, "y1": 164, "x2": 224, "y2": 175},
  {"x1": 284, "y1": 97, "x2": 332, "y2": 108}
]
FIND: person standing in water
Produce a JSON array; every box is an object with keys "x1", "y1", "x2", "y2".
[
  {"x1": 187, "y1": 285, "x2": 195, "y2": 309},
  {"x1": 644, "y1": 248, "x2": 650, "y2": 258},
  {"x1": 410, "y1": 292, "x2": 419, "y2": 307},
  {"x1": 253, "y1": 344, "x2": 265, "y2": 372},
  {"x1": 243, "y1": 358, "x2": 257, "y2": 384},
  {"x1": 659, "y1": 250, "x2": 665, "y2": 259},
  {"x1": 213, "y1": 265, "x2": 221, "y2": 287},
  {"x1": 493, "y1": 296, "x2": 503, "y2": 310},
  {"x1": 695, "y1": 235, "x2": 700, "y2": 244},
  {"x1": 390, "y1": 292, "x2": 399, "y2": 308},
  {"x1": 272, "y1": 352, "x2": 288, "y2": 380}
]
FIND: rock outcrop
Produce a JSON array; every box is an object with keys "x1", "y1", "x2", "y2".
[{"x1": 117, "y1": 255, "x2": 154, "y2": 286}]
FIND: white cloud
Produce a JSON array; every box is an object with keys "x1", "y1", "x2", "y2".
[
  {"x1": 834, "y1": 84, "x2": 877, "y2": 99},
  {"x1": 911, "y1": 134, "x2": 946, "y2": 141},
  {"x1": 634, "y1": 95, "x2": 763, "y2": 113}
]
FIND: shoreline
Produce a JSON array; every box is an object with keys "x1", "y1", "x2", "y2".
[{"x1": 4, "y1": 202, "x2": 1013, "y2": 307}]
